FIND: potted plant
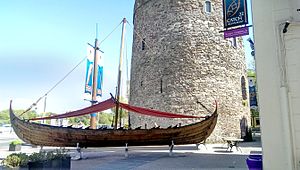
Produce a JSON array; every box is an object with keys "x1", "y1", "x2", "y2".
[
  {"x1": 9, "y1": 140, "x2": 23, "y2": 151},
  {"x1": 1, "y1": 153, "x2": 29, "y2": 168},
  {"x1": 1, "y1": 149, "x2": 71, "y2": 169},
  {"x1": 27, "y1": 149, "x2": 71, "y2": 169}
]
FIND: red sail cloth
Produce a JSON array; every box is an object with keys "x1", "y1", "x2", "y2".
[
  {"x1": 30, "y1": 98, "x2": 116, "y2": 121},
  {"x1": 119, "y1": 102, "x2": 206, "y2": 118},
  {"x1": 29, "y1": 98, "x2": 206, "y2": 120}
]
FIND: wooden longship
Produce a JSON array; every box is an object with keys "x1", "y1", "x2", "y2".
[{"x1": 10, "y1": 102, "x2": 218, "y2": 147}]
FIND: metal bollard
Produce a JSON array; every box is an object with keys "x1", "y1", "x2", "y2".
[
  {"x1": 76, "y1": 143, "x2": 82, "y2": 159},
  {"x1": 169, "y1": 140, "x2": 174, "y2": 156},
  {"x1": 125, "y1": 143, "x2": 128, "y2": 158}
]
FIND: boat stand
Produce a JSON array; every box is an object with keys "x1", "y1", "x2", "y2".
[
  {"x1": 72, "y1": 143, "x2": 82, "y2": 160},
  {"x1": 124, "y1": 143, "x2": 128, "y2": 158},
  {"x1": 40, "y1": 146, "x2": 43, "y2": 151},
  {"x1": 77, "y1": 143, "x2": 83, "y2": 159},
  {"x1": 169, "y1": 140, "x2": 174, "y2": 156},
  {"x1": 196, "y1": 140, "x2": 207, "y2": 150}
]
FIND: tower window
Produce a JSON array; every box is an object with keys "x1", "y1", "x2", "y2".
[
  {"x1": 232, "y1": 37, "x2": 237, "y2": 48},
  {"x1": 160, "y1": 78, "x2": 163, "y2": 93},
  {"x1": 241, "y1": 76, "x2": 247, "y2": 100},
  {"x1": 142, "y1": 38, "x2": 145, "y2": 50},
  {"x1": 205, "y1": 1, "x2": 212, "y2": 13},
  {"x1": 228, "y1": 37, "x2": 237, "y2": 48}
]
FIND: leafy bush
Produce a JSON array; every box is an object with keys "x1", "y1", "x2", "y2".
[
  {"x1": 10, "y1": 140, "x2": 23, "y2": 145},
  {"x1": 251, "y1": 109, "x2": 259, "y2": 117},
  {"x1": 1, "y1": 149, "x2": 70, "y2": 168},
  {"x1": 1, "y1": 153, "x2": 29, "y2": 168},
  {"x1": 28, "y1": 149, "x2": 69, "y2": 162}
]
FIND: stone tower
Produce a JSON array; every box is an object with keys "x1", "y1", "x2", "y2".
[{"x1": 129, "y1": 0, "x2": 251, "y2": 142}]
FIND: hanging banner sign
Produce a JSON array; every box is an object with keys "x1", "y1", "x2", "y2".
[
  {"x1": 248, "y1": 78, "x2": 258, "y2": 109},
  {"x1": 84, "y1": 46, "x2": 103, "y2": 98},
  {"x1": 249, "y1": 86, "x2": 257, "y2": 108},
  {"x1": 224, "y1": 26, "x2": 249, "y2": 38},
  {"x1": 247, "y1": 38, "x2": 255, "y2": 57},
  {"x1": 97, "y1": 65, "x2": 103, "y2": 97},
  {"x1": 223, "y1": 0, "x2": 248, "y2": 28},
  {"x1": 84, "y1": 47, "x2": 94, "y2": 95}
]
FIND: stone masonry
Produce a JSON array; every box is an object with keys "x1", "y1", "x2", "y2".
[{"x1": 129, "y1": 0, "x2": 251, "y2": 142}]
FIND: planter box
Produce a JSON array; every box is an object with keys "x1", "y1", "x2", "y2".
[
  {"x1": 9, "y1": 144, "x2": 21, "y2": 151},
  {"x1": 28, "y1": 157, "x2": 71, "y2": 170},
  {"x1": 246, "y1": 155, "x2": 262, "y2": 170}
]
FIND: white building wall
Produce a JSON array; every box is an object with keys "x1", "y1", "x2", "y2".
[
  {"x1": 285, "y1": 23, "x2": 300, "y2": 169},
  {"x1": 252, "y1": 0, "x2": 298, "y2": 169}
]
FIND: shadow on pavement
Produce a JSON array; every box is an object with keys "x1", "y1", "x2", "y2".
[{"x1": 71, "y1": 151, "x2": 249, "y2": 170}]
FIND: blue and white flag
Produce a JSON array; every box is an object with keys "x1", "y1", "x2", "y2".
[
  {"x1": 248, "y1": 77, "x2": 258, "y2": 109},
  {"x1": 84, "y1": 46, "x2": 103, "y2": 100},
  {"x1": 84, "y1": 57, "x2": 93, "y2": 94},
  {"x1": 247, "y1": 38, "x2": 255, "y2": 50},
  {"x1": 97, "y1": 65, "x2": 103, "y2": 97}
]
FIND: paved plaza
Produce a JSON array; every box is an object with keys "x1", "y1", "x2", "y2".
[{"x1": 0, "y1": 132, "x2": 261, "y2": 170}]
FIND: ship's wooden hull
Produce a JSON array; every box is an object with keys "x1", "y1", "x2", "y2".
[{"x1": 10, "y1": 103, "x2": 218, "y2": 147}]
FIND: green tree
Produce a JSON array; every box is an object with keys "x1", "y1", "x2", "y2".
[
  {"x1": 98, "y1": 112, "x2": 113, "y2": 125},
  {"x1": 0, "y1": 110, "x2": 10, "y2": 125},
  {"x1": 250, "y1": 109, "x2": 259, "y2": 117},
  {"x1": 110, "y1": 96, "x2": 129, "y2": 118},
  {"x1": 0, "y1": 109, "x2": 37, "y2": 125},
  {"x1": 109, "y1": 96, "x2": 129, "y2": 127},
  {"x1": 68, "y1": 115, "x2": 90, "y2": 126}
]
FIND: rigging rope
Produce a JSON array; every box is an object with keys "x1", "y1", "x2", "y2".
[
  {"x1": 18, "y1": 57, "x2": 87, "y2": 118},
  {"x1": 125, "y1": 35, "x2": 129, "y2": 87},
  {"x1": 19, "y1": 22, "x2": 123, "y2": 117},
  {"x1": 99, "y1": 21, "x2": 122, "y2": 46},
  {"x1": 126, "y1": 22, "x2": 155, "y2": 54}
]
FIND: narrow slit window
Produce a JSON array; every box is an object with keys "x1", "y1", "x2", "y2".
[
  {"x1": 160, "y1": 79, "x2": 163, "y2": 93},
  {"x1": 241, "y1": 76, "x2": 247, "y2": 100},
  {"x1": 228, "y1": 37, "x2": 237, "y2": 48},
  {"x1": 142, "y1": 38, "x2": 145, "y2": 50},
  {"x1": 205, "y1": 1, "x2": 211, "y2": 13},
  {"x1": 232, "y1": 37, "x2": 237, "y2": 48}
]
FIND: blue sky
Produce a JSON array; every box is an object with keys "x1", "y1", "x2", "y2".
[
  {"x1": 0, "y1": 0, "x2": 134, "y2": 113},
  {"x1": 243, "y1": 0, "x2": 255, "y2": 70},
  {"x1": 0, "y1": 0, "x2": 254, "y2": 114}
]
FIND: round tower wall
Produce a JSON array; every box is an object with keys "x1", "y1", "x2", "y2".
[{"x1": 129, "y1": 0, "x2": 251, "y2": 142}]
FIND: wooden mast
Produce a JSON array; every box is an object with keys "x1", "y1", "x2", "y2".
[
  {"x1": 114, "y1": 18, "x2": 127, "y2": 129},
  {"x1": 90, "y1": 26, "x2": 101, "y2": 129}
]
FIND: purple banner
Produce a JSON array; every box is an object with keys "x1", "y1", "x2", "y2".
[{"x1": 224, "y1": 26, "x2": 249, "y2": 38}]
